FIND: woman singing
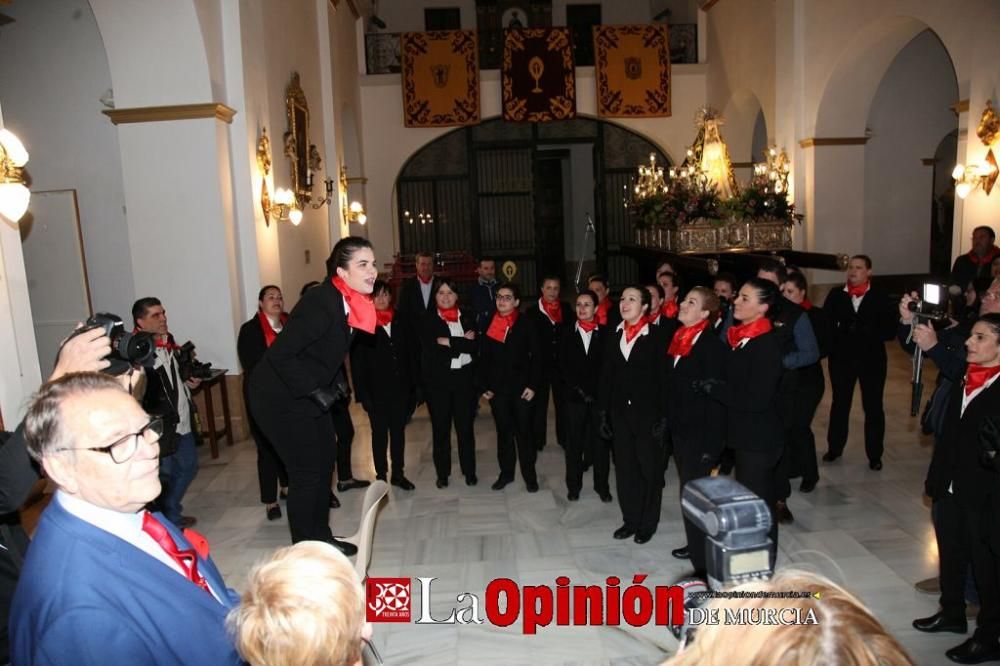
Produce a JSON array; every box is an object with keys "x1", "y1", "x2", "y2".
[
  {"x1": 420, "y1": 278, "x2": 479, "y2": 488},
  {"x1": 350, "y1": 279, "x2": 418, "y2": 490},
  {"x1": 237, "y1": 285, "x2": 290, "y2": 521},
  {"x1": 248, "y1": 237, "x2": 377, "y2": 552},
  {"x1": 598, "y1": 286, "x2": 670, "y2": 544},
  {"x1": 666, "y1": 287, "x2": 727, "y2": 573}
]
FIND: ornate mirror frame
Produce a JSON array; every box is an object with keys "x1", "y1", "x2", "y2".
[{"x1": 283, "y1": 72, "x2": 311, "y2": 203}]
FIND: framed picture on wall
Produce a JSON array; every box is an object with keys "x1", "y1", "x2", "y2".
[
  {"x1": 365, "y1": 33, "x2": 402, "y2": 75},
  {"x1": 669, "y1": 24, "x2": 697, "y2": 64}
]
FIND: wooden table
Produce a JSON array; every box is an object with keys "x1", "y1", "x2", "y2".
[{"x1": 193, "y1": 368, "x2": 232, "y2": 459}]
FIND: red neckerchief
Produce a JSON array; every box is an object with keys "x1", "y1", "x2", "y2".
[
  {"x1": 969, "y1": 246, "x2": 1000, "y2": 266},
  {"x1": 417, "y1": 274, "x2": 433, "y2": 285},
  {"x1": 577, "y1": 318, "x2": 598, "y2": 333},
  {"x1": 727, "y1": 317, "x2": 773, "y2": 349},
  {"x1": 540, "y1": 298, "x2": 563, "y2": 324},
  {"x1": 142, "y1": 512, "x2": 212, "y2": 595},
  {"x1": 257, "y1": 310, "x2": 288, "y2": 348},
  {"x1": 846, "y1": 281, "x2": 870, "y2": 298},
  {"x1": 331, "y1": 276, "x2": 376, "y2": 334},
  {"x1": 964, "y1": 364, "x2": 1000, "y2": 396},
  {"x1": 375, "y1": 308, "x2": 394, "y2": 328},
  {"x1": 437, "y1": 306, "x2": 460, "y2": 323},
  {"x1": 151, "y1": 332, "x2": 180, "y2": 352},
  {"x1": 486, "y1": 310, "x2": 519, "y2": 343},
  {"x1": 661, "y1": 298, "x2": 678, "y2": 319},
  {"x1": 800, "y1": 299, "x2": 813, "y2": 311},
  {"x1": 595, "y1": 299, "x2": 612, "y2": 325},
  {"x1": 668, "y1": 319, "x2": 709, "y2": 358},
  {"x1": 623, "y1": 319, "x2": 648, "y2": 344}
]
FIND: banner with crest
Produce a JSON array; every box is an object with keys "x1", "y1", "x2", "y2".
[
  {"x1": 401, "y1": 30, "x2": 480, "y2": 128},
  {"x1": 501, "y1": 28, "x2": 576, "y2": 122},
  {"x1": 593, "y1": 25, "x2": 671, "y2": 118}
]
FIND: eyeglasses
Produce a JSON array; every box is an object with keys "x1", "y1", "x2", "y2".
[
  {"x1": 496, "y1": 294, "x2": 516, "y2": 302},
  {"x1": 361, "y1": 636, "x2": 383, "y2": 665},
  {"x1": 55, "y1": 417, "x2": 164, "y2": 464}
]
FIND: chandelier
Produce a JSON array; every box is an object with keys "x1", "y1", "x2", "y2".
[{"x1": 753, "y1": 146, "x2": 791, "y2": 194}]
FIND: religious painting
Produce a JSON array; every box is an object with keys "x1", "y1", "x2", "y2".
[
  {"x1": 502, "y1": 27, "x2": 576, "y2": 122},
  {"x1": 401, "y1": 30, "x2": 481, "y2": 128},
  {"x1": 283, "y1": 72, "x2": 311, "y2": 202},
  {"x1": 593, "y1": 24, "x2": 671, "y2": 118}
]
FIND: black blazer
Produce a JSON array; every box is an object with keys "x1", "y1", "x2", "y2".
[
  {"x1": 805, "y1": 306, "x2": 832, "y2": 361},
  {"x1": 419, "y1": 310, "x2": 478, "y2": 390},
  {"x1": 237, "y1": 314, "x2": 269, "y2": 402},
  {"x1": 823, "y1": 287, "x2": 897, "y2": 361},
  {"x1": 524, "y1": 300, "x2": 575, "y2": 370},
  {"x1": 598, "y1": 325, "x2": 671, "y2": 433},
  {"x1": 710, "y1": 332, "x2": 784, "y2": 452},
  {"x1": 350, "y1": 316, "x2": 419, "y2": 404},
  {"x1": 557, "y1": 324, "x2": 606, "y2": 404},
  {"x1": 397, "y1": 277, "x2": 435, "y2": 320},
  {"x1": 666, "y1": 329, "x2": 727, "y2": 456},
  {"x1": 477, "y1": 315, "x2": 542, "y2": 395},
  {"x1": 248, "y1": 280, "x2": 352, "y2": 418}
]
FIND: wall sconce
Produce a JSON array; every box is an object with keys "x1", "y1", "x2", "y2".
[
  {"x1": 257, "y1": 127, "x2": 302, "y2": 226},
  {"x1": 272, "y1": 187, "x2": 303, "y2": 225},
  {"x1": 0, "y1": 128, "x2": 30, "y2": 223},
  {"x1": 339, "y1": 165, "x2": 367, "y2": 224},
  {"x1": 953, "y1": 156, "x2": 998, "y2": 199}
]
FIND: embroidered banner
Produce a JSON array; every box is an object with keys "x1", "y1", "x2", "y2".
[
  {"x1": 502, "y1": 28, "x2": 576, "y2": 122},
  {"x1": 401, "y1": 30, "x2": 480, "y2": 128},
  {"x1": 593, "y1": 25, "x2": 671, "y2": 118}
]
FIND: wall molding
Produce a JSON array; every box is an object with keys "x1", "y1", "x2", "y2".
[
  {"x1": 699, "y1": 0, "x2": 722, "y2": 10},
  {"x1": 799, "y1": 137, "x2": 869, "y2": 148},
  {"x1": 951, "y1": 99, "x2": 970, "y2": 115},
  {"x1": 102, "y1": 103, "x2": 237, "y2": 126}
]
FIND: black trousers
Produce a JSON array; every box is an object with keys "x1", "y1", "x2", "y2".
[
  {"x1": 612, "y1": 418, "x2": 664, "y2": 535},
  {"x1": 490, "y1": 390, "x2": 537, "y2": 483},
  {"x1": 332, "y1": 402, "x2": 355, "y2": 482},
  {"x1": 426, "y1": 379, "x2": 477, "y2": 481},
  {"x1": 734, "y1": 447, "x2": 781, "y2": 564},
  {"x1": 673, "y1": 436, "x2": 717, "y2": 574},
  {"x1": 827, "y1": 354, "x2": 886, "y2": 461},
  {"x1": 368, "y1": 391, "x2": 409, "y2": 479},
  {"x1": 248, "y1": 413, "x2": 288, "y2": 504},
  {"x1": 563, "y1": 399, "x2": 610, "y2": 495},
  {"x1": 775, "y1": 366, "x2": 825, "y2": 500},
  {"x1": 532, "y1": 367, "x2": 567, "y2": 449}
]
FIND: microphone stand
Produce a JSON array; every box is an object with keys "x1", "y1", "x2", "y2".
[{"x1": 574, "y1": 213, "x2": 596, "y2": 293}]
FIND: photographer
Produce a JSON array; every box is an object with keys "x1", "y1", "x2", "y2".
[{"x1": 132, "y1": 297, "x2": 202, "y2": 529}]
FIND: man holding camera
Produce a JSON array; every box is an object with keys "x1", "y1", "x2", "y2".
[{"x1": 133, "y1": 297, "x2": 201, "y2": 529}]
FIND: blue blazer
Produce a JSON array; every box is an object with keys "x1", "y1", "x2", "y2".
[{"x1": 11, "y1": 499, "x2": 242, "y2": 665}]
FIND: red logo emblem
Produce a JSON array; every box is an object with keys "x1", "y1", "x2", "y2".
[{"x1": 366, "y1": 577, "x2": 412, "y2": 622}]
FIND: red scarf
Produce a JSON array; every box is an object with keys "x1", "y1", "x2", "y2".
[
  {"x1": 800, "y1": 299, "x2": 813, "y2": 311},
  {"x1": 623, "y1": 319, "x2": 648, "y2": 344},
  {"x1": 375, "y1": 308, "x2": 394, "y2": 328},
  {"x1": 257, "y1": 310, "x2": 288, "y2": 348},
  {"x1": 577, "y1": 318, "x2": 598, "y2": 333},
  {"x1": 846, "y1": 281, "x2": 870, "y2": 298},
  {"x1": 437, "y1": 306, "x2": 460, "y2": 323},
  {"x1": 727, "y1": 317, "x2": 773, "y2": 349},
  {"x1": 661, "y1": 298, "x2": 678, "y2": 319},
  {"x1": 136, "y1": 330, "x2": 180, "y2": 352},
  {"x1": 486, "y1": 310, "x2": 519, "y2": 343},
  {"x1": 969, "y1": 245, "x2": 1000, "y2": 266},
  {"x1": 964, "y1": 363, "x2": 1000, "y2": 396},
  {"x1": 668, "y1": 319, "x2": 709, "y2": 358},
  {"x1": 331, "y1": 276, "x2": 376, "y2": 334},
  {"x1": 540, "y1": 299, "x2": 563, "y2": 324},
  {"x1": 595, "y1": 299, "x2": 612, "y2": 326}
]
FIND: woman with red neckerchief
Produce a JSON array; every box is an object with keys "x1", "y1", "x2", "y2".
[
  {"x1": 597, "y1": 285, "x2": 671, "y2": 545},
  {"x1": 248, "y1": 237, "x2": 377, "y2": 553},
  {"x1": 237, "y1": 285, "x2": 290, "y2": 521},
  {"x1": 693, "y1": 277, "x2": 785, "y2": 561},
  {"x1": 665, "y1": 287, "x2": 727, "y2": 575},
  {"x1": 419, "y1": 277, "x2": 479, "y2": 488}
]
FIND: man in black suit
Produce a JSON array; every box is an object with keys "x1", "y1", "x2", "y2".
[
  {"x1": 823, "y1": 254, "x2": 897, "y2": 470},
  {"x1": 951, "y1": 226, "x2": 999, "y2": 294},
  {"x1": 524, "y1": 275, "x2": 574, "y2": 450},
  {"x1": 397, "y1": 251, "x2": 436, "y2": 320},
  {"x1": 470, "y1": 256, "x2": 498, "y2": 336}
]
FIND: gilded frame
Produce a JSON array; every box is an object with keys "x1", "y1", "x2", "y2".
[{"x1": 283, "y1": 72, "x2": 311, "y2": 202}]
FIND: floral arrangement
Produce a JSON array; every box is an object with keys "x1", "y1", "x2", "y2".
[{"x1": 721, "y1": 179, "x2": 796, "y2": 224}]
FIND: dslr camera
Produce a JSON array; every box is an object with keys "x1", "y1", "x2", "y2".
[
  {"x1": 907, "y1": 283, "x2": 949, "y2": 330},
  {"x1": 64, "y1": 313, "x2": 156, "y2": 376},
  {"x1": 176, "y1": 341, "x2": 215, "y2": 382}
]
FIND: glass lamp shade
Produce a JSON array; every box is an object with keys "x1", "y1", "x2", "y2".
[
  {"x1": 0, "y1": 129, "x2": 29, "y2": 167},
  {"x1": 289, "y1": 208, "x2": 303, "y2": 225},
  {"x1": 956, "y1": 181, "x2": 973, "y2": 200},
  {"x1": 0, "y1": 182, "x2": 30, "y2": 222},
  {"x1": 952, "y1": 164, "x2": 966, "y2": 180}
]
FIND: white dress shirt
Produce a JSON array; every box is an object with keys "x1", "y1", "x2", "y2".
[
  {"x1": 616, "y1": 321, "x2": 650, "y2": 361},
  {"x1": 576, "y1": 322, "x2": 594, "y2": 354},
  {"x1": 445, "y1": 318, "x2": 472, "y2": 369}
]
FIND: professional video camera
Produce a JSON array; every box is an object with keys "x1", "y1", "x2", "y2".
[
  {"x1": 176, "y1": 341, "x2": 215, "y2": 382},
  {"x1": 63, "y1": 313, "x2": 156, "y2": 376},
  {"x1": 906, "y1": 283, "x2": 949, "y2": 330},
  {"x1": 670, "y1": 476, "x2": 775, "y2": 646}
]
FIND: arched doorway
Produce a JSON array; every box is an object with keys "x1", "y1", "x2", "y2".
[{"x1": 394, "y1": 116, "x2": 671, "y2": 296}]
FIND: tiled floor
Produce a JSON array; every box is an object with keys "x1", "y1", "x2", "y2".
[{"x1": 189, "y1": 347, "x2": 957, "y2": 665}]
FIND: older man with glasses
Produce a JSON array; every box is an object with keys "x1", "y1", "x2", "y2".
[{"x1": 10, "y1": 372, "x2": 242, "y2": 665}]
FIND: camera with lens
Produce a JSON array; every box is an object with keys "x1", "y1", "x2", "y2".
[
  {"x1": 64, "y1": 313, "x2": 156, "y2": 376},
  {"x1": 907, "y1": 283, "x2": 949, "y2": 330},
  {"x1": 176, "y1": 341, "x2": 215, "y2": 382}
]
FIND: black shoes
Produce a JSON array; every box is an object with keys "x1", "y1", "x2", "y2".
[
  {"x1": 913, "y1": 612, "x2": 968, "y2": 634},
  {"x1": 946, "y1": 638, "x2": 1000, "y2": 664},
  {"x1": 436, "y1": 478, "x2": 449, "y2": 489},
  {"x1": 391, "y1": 476, "x2": 416, "y2": 491},
  {"x1": 329, "y1": 492, "x2": 341, "y2": 509},
  {"x1": 337, "y1": 478, "x2": 371, "y2": 492},
  {"x1": 634, "y1": 532, "x2": 653, "y2": 545},
  {"x1": 671, "y1": 546, "x2": 690, "y2": 559},
  {"x1": 328, "y1": 538, "x2": 358, "y2": 557},
  {"x1": 526, "y1": 481, "x2": 539, "y2": 493},
  {"x1": 822, "y1": 451, "x2": 841, "y2": 463},
  {"x1": 266, "y1": 504, "x2": 282, "y2": 521},
  {"x1": 613, "y1": 525, "x2": 635, "y2": 540},
  {"x1": 465, "y1": 475, "x2": 478, "y2": 487},
  {"x1": 598, "y1": 491, "x2": 613, "y2": 503},
  {"x1": 869, "y1": 459, "x2": 883, "y2": 471},
  {"x1": 774, "y1": 500, "x2": 794, "y2": 524},
  {"x1": 568, "y1": 491, "x2": 580, "y2": 501},
  {"x1": 491, "y1": 477, "x2": 513, "y2": 491},
  {"x1": 799, "y1": 478, "x2": 818, "y2": 493}
]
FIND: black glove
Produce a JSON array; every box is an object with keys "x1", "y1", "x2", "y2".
[
  {"x1": 598, "y1": 411, "x2": 614, "y2": 441},
  {"x1": 307, "y1": 387, "x2": 339, "y2": 412},
  {"x1": 691, "y1": 378, "x2": 724, "y2": 397},
  {"x1": 980, "y1": 416, "x2": 1000, "y2": 470},
  {"x1": 651, "y1": 417, "x2": 667, "y2": 440},
  {"x1": 334, "y1": 380, "x2": 352, "y2": 405}
]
